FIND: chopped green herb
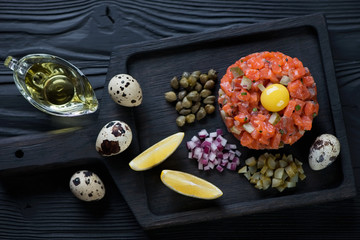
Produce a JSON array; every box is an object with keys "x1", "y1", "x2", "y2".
[
  {"x1": 279, "y1": 129, "x2": 284, "y2": 135},
  {"x1": 278, "y1": 64, "x2": 281, "y2": 67},
  {"x1": 241, "y1": 60, "x2": 243, "y2": 63},
  {"x1": 241, "y1": 92, "x2": 247, "y2": 96},
  {"x1": 244, "y1": 117, "x2": 248, "y2": 121},
  {"x1": 313, "y1": 112, "x2": 317, "y2": 118},
  {"x1": 259, "y1": 130, "x2": 263, "y2": 133},
  {"x1": 301, "y1": 78, "x2": 303, "y2": 83},
  {"x1": 295, "y1": 105, "x2": 301, "y2": 111},
  {"x1": 252, "y1": 108, "x2": 258, "y2": 112}
]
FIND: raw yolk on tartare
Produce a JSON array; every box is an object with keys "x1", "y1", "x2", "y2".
[{"x1": 260, "y1": 84, "x2": 289, "y2": 112}]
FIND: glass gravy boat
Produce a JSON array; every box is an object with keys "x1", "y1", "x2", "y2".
[{"x1": 4, "y1": 53, "x2": 98, "y2": 117}]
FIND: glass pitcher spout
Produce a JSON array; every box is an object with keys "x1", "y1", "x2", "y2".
[{"x1": 4, "y1": 54, "x2": 99, "y2": 117}]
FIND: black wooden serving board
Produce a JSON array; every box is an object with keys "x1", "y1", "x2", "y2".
[{"x1": 99, "y1": 14, "x2": 356, "y2": 229}]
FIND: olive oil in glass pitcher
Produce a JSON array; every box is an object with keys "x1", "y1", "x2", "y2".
[{"x1": 4, "y1": 54, "x2": 98, "y2": 117}]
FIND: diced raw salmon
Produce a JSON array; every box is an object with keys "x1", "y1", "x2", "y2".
[{"x1": 219, "y1": 51, "x2": 318, "y2": 149}]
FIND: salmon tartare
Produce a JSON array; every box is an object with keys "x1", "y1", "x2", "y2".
[{"x1": 218, "y1": 51, "x2": 319, "y2": 149}]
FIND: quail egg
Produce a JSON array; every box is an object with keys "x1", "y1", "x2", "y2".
[
  {"x1": 96, "y1": 120, "x2": 132, "y2": 156},
  {"x1": 309, "y1": 134, "x2": 341, "y2": 171},
  {"x1": 108, "y1": 74, "x2": 143, "y2": 107},
  {"x1": 69, "y1": 170, "x2": 105, "y2": 202}
]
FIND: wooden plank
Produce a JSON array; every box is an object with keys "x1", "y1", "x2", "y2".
[{"x1": 0, "y1": 0, "x2": 359, "y2": 239}]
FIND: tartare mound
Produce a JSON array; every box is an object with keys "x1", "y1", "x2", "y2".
[{"x1": 218, "y1": 51, "x2": 319, "y2": 149}]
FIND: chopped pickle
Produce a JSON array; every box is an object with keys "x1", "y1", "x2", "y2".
[
  {"x1": 230, "y1": 66, "x2": 244, "y2": 78},
  {"x1": 239, "y1": 152, "x2": 306, "y2": 192}
]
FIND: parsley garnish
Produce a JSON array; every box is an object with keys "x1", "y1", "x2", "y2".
[
  {"x1": 295, "y1": 105, "x2": 301, "y2": 111},
  {"x1": 279, "y1": 129, "x2": 284, "y2": 135},
  {"x1": 241, "y1": 92, "x2": 247, "y2": 96},
  {"x1": 252, "y1": 107, "x2": 258, "y2": 112}
]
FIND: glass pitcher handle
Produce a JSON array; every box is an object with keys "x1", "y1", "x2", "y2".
[{"x1": 4, "y1": 56, "x2": 29, "y2": 76}]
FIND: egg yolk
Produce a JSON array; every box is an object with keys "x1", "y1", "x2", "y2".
[{"x1": 260, "y1": 84, "x2": 289, "y2": 112}]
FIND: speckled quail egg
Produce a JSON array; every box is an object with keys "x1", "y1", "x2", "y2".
[
  {"x1": 108, "y1": 74, "x2": 143, "y2": 107},
  {"x1": 96, "y1": 120, "x2": 132, "y2": 156},
  {"x1": 309, "y1": 134, "x2": 341, "y2": 171},
  {"x1": 69, "y1": 170, "x2": 105, "y2": 202}
]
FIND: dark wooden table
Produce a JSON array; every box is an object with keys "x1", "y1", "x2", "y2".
[{"x1": 0, "y1": 1, "x2": 359, "y2": 239}]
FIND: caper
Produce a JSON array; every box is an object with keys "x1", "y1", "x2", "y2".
[
  {"x1": 191, "y1": 70, "x2": 201, "y2": 78},
  {"x1": 175, "y1": 101, "x2": 183, "y2": 112},
  {"x1": 182, "y1": 72, "x2": 190, "y2": 78},
  {"x1": 179, "y1": 109, "x2": 191, "y2": 115},
  {"x1": 182, "y1": 96, "x2": 192, "y2": 108},
  {"x1": 203, "y1": 95, "x2": 216, "y2": 104},
  {"x1": 179, "y1": 77, "x2": 189, "y2": 88},
  {"x1": 200, "y1": 89, "x2": 212, "y2": 98},
  {"x1": 185, "y1": 114, "x2": 196, "y2": 124},
  {"x1": 205, "y1": 104, "x2": 215, "y2": 114},
  {"x1": 208, "y1": 69, "x2": 218, "y2": 80},
  {"x1": 178, "y1": 90, "x2": 187, "y2": 101},
  {"x1": 199, "y1": 74, "x2": 209, "y2": 85},
  {"x1": 194, "y1": 82, "x2": 203, "y2": 92},
  {"x1": 164, "y1": 91, "x2": 177, "y2": 102},
  {"x1": 170, "y1": 76, "x2": 179, "y2": 90},
  {"x1": 196, "y1": 107, "x2": 207, "y2": 121},
  {"x1": 176, "y1": 115, "x2": 186, "y2": 127},
  {"x1": 187, "y1": 91, "x2": 200, "y2": 102},
  {"x1": 167, "y1": 69, "x2": 218, "y2": 126},
  {"x1": 187, "y1": 75, "x2": 197, "y2": 87},
  {"x1": 204, "y1": 80, "x2": 215, "y2": 90},
  {"x1": 191, "y1": 101, "x2": 201, "y2": 113}
]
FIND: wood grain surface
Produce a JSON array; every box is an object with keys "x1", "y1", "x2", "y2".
[{"x1": 0, "y1": 0, "x2": 359, "y2": 239}]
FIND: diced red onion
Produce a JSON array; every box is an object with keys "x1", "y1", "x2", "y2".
[
  {"x1": 201, "y1": 140, "x2": 211, "y2": 148},
  {"x1": 186, "y1": 140, "x2": 197, "y2": 150},
  {"x1": 198, "y1": 129, "x2": 209, "y2": 139},
  {"x1": 211, "y1": 142, "x2": 218, "y2": 152},
  {"x1": 216, "y1": 165, "x2": 224, "y2": 172},
  {"x1": 233, "y1": 156, "x2": 240, "y2": 166},
  {"x1": 209, "y1": 132, "x2": 217, "y2": 138},
  {"x1": 209, "y1": 152, "x2": 216, "y2": 161},
  {"x1": 229, "y1": 144, "x2": 237, "y2": 150},
  {"x1": 191, "y1": 135, "x2": 201, "y2": 145},
  {"x1": 187, "y1": 129, "x2": 242, "y2": 172},
  {"x1": 226, "y1": 162, "x2": 237, "y2": 171},
  {"x1": 198, "y1": 162, "x2": 204, "y2": 170},
  {"x1": 221, "y1": 159, "x2": 228, "y2": 167},
  {"x1": 201, "y1": 158, "x2": 208, "y2": 165},
  {"x1": 208, "y1": 162, "x2": 214, "y2": 169}
]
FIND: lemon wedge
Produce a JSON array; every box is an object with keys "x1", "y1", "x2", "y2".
[
  {"x1": 160, "y1": 170, "x2": 223, "y2": 200},
  {"x1": 129, "y1": 132, "x2": 184, "y2": 171}
]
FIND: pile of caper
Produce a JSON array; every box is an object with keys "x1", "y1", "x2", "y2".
[{"x1": 164, "y1": 69, "x2": 217, "y2": 127}]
